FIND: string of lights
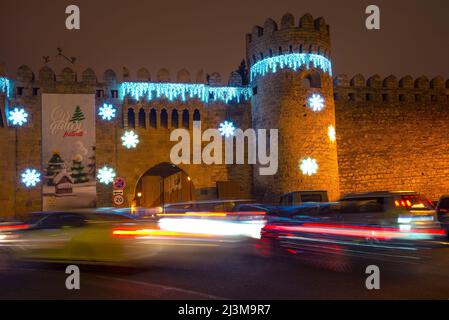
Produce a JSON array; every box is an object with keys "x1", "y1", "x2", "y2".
[
  {"x1": 250, "y1": 53, "x2": 333, "y2": 81},
  {"x1": 0, "y1": 77, "x2": 10, "y2": 97},
  {"x1": 121, "y1": 82, "x2": 252, "y2": 104}
]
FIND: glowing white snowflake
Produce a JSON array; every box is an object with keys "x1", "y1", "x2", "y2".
[
  {"x1": 8, "y1": 108, "x2": 29, "y2": 126},
  {"x1": 218, "y1": 121, "x2": 236, "y2": 138},
  {"x1": 328, "y1": 125, "x2": 336, "y2": 142},
  {"x1": 97, "y1": 166, "x2": 116, "y2": 185},
  {"x1": 300, "y1": 158, "x2": 319, "y2": 176},
  {"x1": 99, "y1": 103, "x2": 117, "y2": 121},
  {"x1": 121, "y1": 131, "x2": 140, "y2": 149},
  {"x1": 21, "y1": 169, "x2": 41, "y2": 187},
  {"x1": 308, "y1": 94, "x2": 325, "y2": 112}
]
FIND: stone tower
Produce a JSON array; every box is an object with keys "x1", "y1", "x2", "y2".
[{"x1": 247, "y1": 13, "x2": 340, "y2": 201}]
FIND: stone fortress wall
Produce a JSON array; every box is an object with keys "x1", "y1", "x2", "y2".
[{"x1": 1, "y1": 12, "x2": 449, "y2": 216}]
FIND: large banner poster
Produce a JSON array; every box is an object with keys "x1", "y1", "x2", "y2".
[{"x1": 42, "y1": 94, "x2": 96, "y2": 211}]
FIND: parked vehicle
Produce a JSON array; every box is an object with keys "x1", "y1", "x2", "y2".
[
  {"x1": 436, "y1": 195, "x2": 449, "y2": 237},
  {"x1": 259, "y1": 191, "x2": 447, "y2": 261},
  {"x1": 280, "y1": 191, "x2": 328, "y2": 206}
]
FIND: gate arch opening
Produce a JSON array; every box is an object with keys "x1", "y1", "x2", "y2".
[{"x1": 135, "y1": 162, "x2": 195, "y2": 208}]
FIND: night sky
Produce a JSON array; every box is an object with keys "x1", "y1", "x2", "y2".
[{"x1": 1, "y1": 0, "x2": 448, "y2": 81}]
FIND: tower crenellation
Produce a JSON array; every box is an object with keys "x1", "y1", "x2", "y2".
[{"x1": 246, "y1": 12, "x2": 332, "y2": 68}]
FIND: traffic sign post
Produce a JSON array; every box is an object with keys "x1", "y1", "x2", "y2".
[
  {"x1": 113, "y1": 177, "x2": 126, "y2": 207},
  {"x1": 113, "y1": 177, "x2": 126, "y2": 190},
  {"x1": 113, "y1": 194, "x2": 125, "y2": 207}
]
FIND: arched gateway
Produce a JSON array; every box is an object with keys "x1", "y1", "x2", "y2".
[{"x1": 134, "y1": 163, "x2": 195, "y2": 208}]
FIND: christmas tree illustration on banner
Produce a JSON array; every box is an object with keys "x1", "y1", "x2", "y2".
[
  {"x1": 45, "y1": 151, "x2": 66, "y2": 186},
  {"x1": 70, "y1": 106, "x2": 86, "y2": 123},
  {"x1": 87, "y1": 146, "x2": 96, "y2": 180},
  {"x1": 71, "y1": 155, "x2": 89, "y2": 184}
]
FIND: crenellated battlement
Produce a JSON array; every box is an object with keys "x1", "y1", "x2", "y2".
[
  {"x1": 334, "y1": 74, "x2": 449, "y2": 104},
  {"x1": 246, "y1": 13, "x2": 331, "y2": 68},
  {"x1": 11, "y1": 65, "x2": 243, "y2": 87}
]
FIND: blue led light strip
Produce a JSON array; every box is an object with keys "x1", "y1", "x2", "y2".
[
  {"x1": 121, "y1": 82, "x2": 252, "y2": 104},
  {"x1": 0, "y1": 77, "x2": 10, "y2": 97},
  {"x1": 250, "y1": 53, "x2": 333, "y2": 81}
]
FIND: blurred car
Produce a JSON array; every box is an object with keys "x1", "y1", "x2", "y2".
[
  {"x1": 339, "y1": 191, "x2": 441, "y2": 230},
  {"x1": 258, "y1": 191, "x2": 447, "y2": 260},
  {"x1": 280, "y1": 190, "x2": 328, "y2": 206},
  {"x1": 161, "y1": 199, "x2": 257, "y2": 214},
  {"x1": 0, "y1": 208, "x2": 263, "y2": 266},
  {"x1": 436, "y1": 195, "x2": 449, "y2": 237},
  {"x1": 0, "y1": 210, "x2": 158, "y2": 266}
]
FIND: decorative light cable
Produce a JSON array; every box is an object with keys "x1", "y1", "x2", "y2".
[
  {"x1": 250, "y1": 53, "x2": 333, "y2": 82},
  {"x1": 0, "y1": 77, "x2": 10, "y2": 97},
  {"x1": 121, "y1": 82, "x2": 252, "y2": 104}
]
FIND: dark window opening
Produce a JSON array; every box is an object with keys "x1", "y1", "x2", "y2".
[
  {"x1": 149, "y1": 109, "x2": 157, "y2": 128},
  {"x1": 366, "y1": 93, "x2": 373, "y2": 101},
  {"x1": 138, "y1": 109, "x2": 146, "y2": 128},
  {"x1": 160, "y1": 109, "x2": 168, "y2": 128},
  {"x1": 0, "y1": 110, "x2": 3, "y2": 127},
  {"x1": 399, "y1": 94, "x2": 406, "y2": 102},
  {"x1": 382, "y1": 94, "x2": 389, "y2": 102},
  {"x1": 171, "y1": 110, "x2": 179, "y2": 129},
  {"x1": 32, "y1": 88, "x2": 39, "y2": 96},
  {"x1": 127, "y1": 108, "x2": 135, "y2": 129},
  {"x1": 252, "y1": 86, "x2": 258, "y2": 95},
  {"x1": 333, "y1": 93, "x2": 339, "y2": 101},
  {"x1": 17, "y1": 87, "x2": 24, "y2": 96},
  {"x1": 96, "y1": 90, "x2": 104, "y2": 98},
  {"x1": 349, "y1": 93, "x2": 356, "y2": 102},
  {"x1": 111, "y1": 90, "x2": 119, "y2": 99},
  {"x1": 193, "y1": 109, "x2": 201, "y2": 122},
  {"x1": 182, "y1": 109, "x2": 189, "y2": 129},
  {"x1": 415, "y1": 94, "x2": 422, "y2": 102}
]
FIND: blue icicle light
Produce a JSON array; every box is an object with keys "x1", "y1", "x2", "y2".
[
  {"x1": 0, "y1": 77, "x2": 10, "y2": 97},
  {"x1": 120, "y1": 82, "x2": 252, "y2": 104},
  {"x1": 250, "y1": 53, "x2": 333, "y2": 82}
]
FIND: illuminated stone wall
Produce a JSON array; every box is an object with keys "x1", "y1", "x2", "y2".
[
  {"x1": 334, "y1": 74, "x2": 449, "y2": 200},
  {"x1": 0, "y1": 66, "x2": 253, "y2": 216}
]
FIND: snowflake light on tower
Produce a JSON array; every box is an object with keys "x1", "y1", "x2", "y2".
[
  {"x1": 99, "y1": 103, "x2": 117, "y2": 121},
  {"x1": 299, "y1": 158, "x2": 319, "y2": 176},
  {"x1": 97, "y1": 166, "x2": 116, "y2": 185},
  {"x1": 218, "y1": 121, "x2": 236, "y2": 138},
  {"x1": 8, "y1": 108, "x2": 29, "y2": 126},
  {"x1": 308, "y1": 94, "x2": 325, "y2": 112},
  {"x1": 328, "y1": 125, "x2": 336, "y2": 142},
  {"x1": 21, "y1": 169, "x2": 41, "y2": 187},
  {"x1": 121, "y1": 131, "x2": 140, "y2": 149}
]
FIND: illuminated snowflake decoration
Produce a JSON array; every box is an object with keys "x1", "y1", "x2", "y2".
[
  {"x1": 97, "y1": 166, "x2": 116, "y2": 185},
  {"x1": 8, "y1": 108, "x2": 29, "y2": 126},
  {"x1": 218, "y1": 121, "x2": 236, "y2": 138},
  {"x1": 308, "y1": 94, "x2": 325, "y2": 112},
  {"x1": 299, "y1": 158, "x2": 319, "y2": 176},
  {"x1": 21, "y1": 169, "x2": 41, "y2": 188},
  {"x1": 121, "y1": 131, "x2": 140, "y2": 149},
  {"x1": 328, "y1": 125, "x2": 336, "y2": 143},
  {"x1": 99, "y1": 103, "x2": 117, "y2": 121}
]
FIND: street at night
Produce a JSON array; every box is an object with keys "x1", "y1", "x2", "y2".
[
  {"x1": 1, "y1": 241, "x2": 449, "y2": 300},
  {"x1": 1, "y1": 0, "x2": 449, "y2": 306}
]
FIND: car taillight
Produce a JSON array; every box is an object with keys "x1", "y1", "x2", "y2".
[{"x1": 0, "y1": 224, "x2": 29, "y2": 231}]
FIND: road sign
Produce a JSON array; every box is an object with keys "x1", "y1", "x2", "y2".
[
  {"x1": 113, "y1": 194, "x2": 125, "y2": 207},
  {"x1": 113, "y1": 190, "x2": 124, "y2": 196},
  {"x1": 113, "y1": 177, "x2": 126, "y2": 190}
]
